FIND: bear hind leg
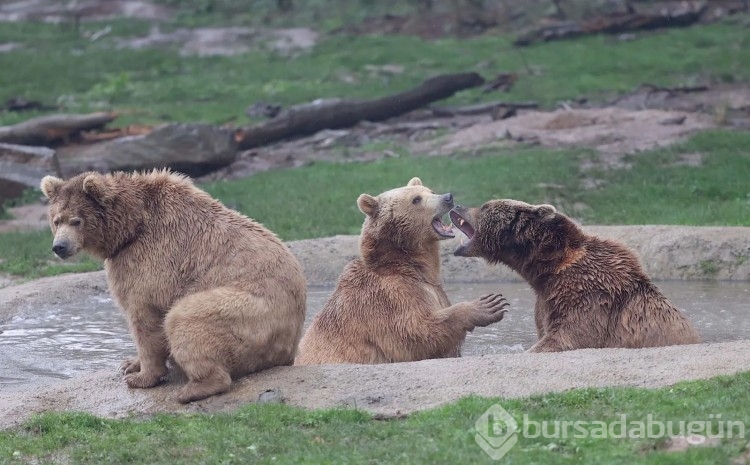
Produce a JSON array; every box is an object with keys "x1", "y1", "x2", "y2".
[
  {"x1": 164, "y1": 287, "x2": 292, "y2": 403},
  {"x1": 176, "y1": 368, "x2": 232, "y2": 404}
]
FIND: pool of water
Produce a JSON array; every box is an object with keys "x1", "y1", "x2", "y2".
[{"x1": 1, "y1": 281, "x2": 748, "y2": 393}]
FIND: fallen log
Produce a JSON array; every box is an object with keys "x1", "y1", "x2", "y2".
[
  {"x1": 0, "y1": 112, "x2": 117, "y2": 146},
  {"x1": 235, "y1": 72, "x2": 486, "y2": 151},
  {"x1": 429, "y1": 101, "x2": 539, "y2": 118},
  {"x1": 514, "y1": 2, "x2": 706, "y2": 46}
]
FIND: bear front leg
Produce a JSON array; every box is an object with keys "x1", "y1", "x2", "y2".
[
  {"x1": 452, "y1": 293, "x2": 510, "y2": 331},
  {"x1": 527, "y1": 334, "x2": 565, "y2": 352},
  {"x1": 527, "y1": 327, "x2": 580, "y2": 352},
  {"x1": 119, "y1": 356, "x2": 140, "y2": 374},
  {"x1": 534, "y1": 299, "x2": 548, "y2": 339},
  {"x1": 123, "y1": 309, "x2": 169, "y2": 389},
  {"x1": 436, "y1": 293, "x2": 509, "y2": 335}
]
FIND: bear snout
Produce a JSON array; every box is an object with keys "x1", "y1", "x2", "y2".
[
  {"x1": 442, "y1": 193, "x2": 453, "y2": 206},
  {"x1": 52, "y1": 240, "x2": 73, "y2": 259}
]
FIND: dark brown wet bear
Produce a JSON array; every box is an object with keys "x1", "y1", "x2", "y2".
[{"x1": 450, "y1": 199, "x2": 701, "y2": 352}]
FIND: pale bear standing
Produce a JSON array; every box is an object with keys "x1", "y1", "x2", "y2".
[
  {"x1": 40, "y1": 169, "x2": 307, "y2": 403},
  {"x1": 294, "y1": 177, "x2": 509, "y2": 365}
]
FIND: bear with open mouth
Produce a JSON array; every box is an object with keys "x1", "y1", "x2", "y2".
[
  {"x1": 450, "y1": 199, "x2": 701, "y2": 352},
  {"x1": 294, "y1": 177, "x2": 510, "y2": 365}
]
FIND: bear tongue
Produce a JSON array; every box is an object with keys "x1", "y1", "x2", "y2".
[{"x1": 432, "y1": 218, "x2": 455, "y2": 238}]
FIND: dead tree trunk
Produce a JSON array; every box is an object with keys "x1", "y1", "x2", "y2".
[
  {"x1": 235, "y1": 72, "x2": 486, "y2": 151},
  {"x1": 514, "y1": 2, "x2": 706, "y2": 46},
  {"x1": 0, "y1": 112, "x2": 117, "y2": 146}
]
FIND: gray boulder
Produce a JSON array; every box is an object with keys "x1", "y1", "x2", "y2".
[
  {"x1": 58, "y1": 123, "x2": 238, "y2": 178},
  {"x1": 0, "y1": 143, "x2": 60, "y2": 204}
]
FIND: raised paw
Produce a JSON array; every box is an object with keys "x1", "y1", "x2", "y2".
[
  {"x1": 471, "y1": 293, "x2": 510, "y2": 328},
  {"x1": 119, "y1": 357, "x2": 140, "y2": 374},
  {"x1": 124, "y1": 369, "x2": 165, "y2": 389}
]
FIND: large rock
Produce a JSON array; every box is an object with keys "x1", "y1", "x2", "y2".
[
  {"x1": 0, "y1": 143, "x2": 60, "y2": 204},
  {"x1": 57, "y1": 123, "x2": 238, "y2": 178}
]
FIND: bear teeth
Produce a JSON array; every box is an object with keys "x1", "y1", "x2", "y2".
[{"x1": 459, "y1": 219, "x2": 465, "y2": 226}]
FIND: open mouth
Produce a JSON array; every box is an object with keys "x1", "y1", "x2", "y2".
[
  {"x1": 449, "y1": 210, "x2": 475, "y2": 243},
  {"x1": 432, "y1": 215, "x2": 455, "y2": 238}
]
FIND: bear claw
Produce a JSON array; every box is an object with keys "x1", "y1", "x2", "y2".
[
  {"x1": 120, "y1": 357, "x2": 141, "y2": 374},
  {"x1": 472, "y1": 293, "x2": 510, "y2": 327}
]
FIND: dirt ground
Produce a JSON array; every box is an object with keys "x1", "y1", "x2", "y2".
[
  {"x1": 116, "y1": 25, "x2": 319, "y2": 57},
  {"x1": 198, "y1": 83, "x2": 750, "y2": 182}
]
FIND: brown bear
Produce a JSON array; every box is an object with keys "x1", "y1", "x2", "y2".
[
  {"x1": 294, "y1": 177, "x2": 510, "y2": 365},
  {"x1": 40, "y1": 169, "x2": 307, "y2": 403},
  {"x1": 449, "y1": 199, "x2": 701, "y2": 352}
]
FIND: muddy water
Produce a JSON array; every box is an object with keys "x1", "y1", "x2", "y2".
[{"x1": 1, "y1": 282, "x2": 748, "y2": 393}]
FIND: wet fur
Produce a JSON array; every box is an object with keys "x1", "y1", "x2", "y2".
[
  {"x1": 41, "y1": 169, "x2": 307, "y2": 403},
  {"x1": 294, "y1": 178, "x2": 508, "y2": 365},
  {"x1": 455, "y1": 199, "x2": 701, "y2": 352}
]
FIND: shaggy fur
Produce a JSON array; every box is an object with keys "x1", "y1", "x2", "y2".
[
  {"x1": 450, "y1": 199, "x2": 701, "y2": 352},
  {"x1": 294, "y1": 177, "x2": 509, "y2": 365},
  {"x1": 40, "y1": 169, "x2": 306, "y2": 403}
]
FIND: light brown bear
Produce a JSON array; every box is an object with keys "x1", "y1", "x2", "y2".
[
  {"x1": 294, "y1": 177, "x2": 509, "y2": 365},
  {"x1": 449, "y1": 199, "x2": 701, "y2": 352},
  {"x1": 40, "y1": 169, "x2": 306, "y2": 403}
]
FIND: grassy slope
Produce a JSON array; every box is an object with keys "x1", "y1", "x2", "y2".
[
  {"x1": 2, "y1": 129, "x2": 748, "y2": 279},
  {"x1": 2, "y1": 371, "x2": 750, "y2": 464},
  {"x1": 0, "y1": 20, "x2": 746, "y2": 126},
  {"x1": 0, "y1": 14, "x2": 747, "y2": 278},
  {"x1": 203, "y1": 130, "x2": 750, "y2": 241}
]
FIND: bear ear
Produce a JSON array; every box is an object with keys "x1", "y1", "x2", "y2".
[
  {"x1": 407, "y1": 177, "x2": 422, "y2": 187},
  {"x1": 40, "y1": 176, "x2": 64, "y2": 200},
  {"x1": 535, "y1": 204, "x2": 557, "y2": 220},
  {"x1": 357, "y1": 194, "x2": 379, "y2": 217},
  {"x1": 82, "y1": 174, "x2": 112, "y2": 204}
]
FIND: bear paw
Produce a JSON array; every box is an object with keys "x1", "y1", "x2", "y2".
[
  {"x1": 119, "y1": 357, "x2": 140, "y2": 374},
  {"x1": 124, "y1": 370, "x2": 165, "y2": 389},
  {"x1": 471, "y1": 293, "x2": 510, "y2": 328}
]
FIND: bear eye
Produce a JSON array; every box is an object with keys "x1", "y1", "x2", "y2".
[
  {"x1": 412, "y1": 196, "x2": 422, "y2": 205},
  {"x1": 52, "y1": 218, "x2": 61, "y2": 226},
  {"x1": 70, "y1": 218, "x2": 82, "y2": 227}
]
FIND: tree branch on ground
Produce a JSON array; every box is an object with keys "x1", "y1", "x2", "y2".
[
  {"x1": 0, "y1": 113, "x2": 117, "y2": 146},
  {"x1": 235, "y1": 73, "x2": 486, "y2": 151}
]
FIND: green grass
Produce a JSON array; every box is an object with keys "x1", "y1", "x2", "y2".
[
  {"x1": 1, "y1": 129, "x2": 748, "y2": 278},
  {"x1": 203, "y1": 129, "x2": 750, "y2": 239},
  {"x1": 0, "y1": 230, "x2": 101, "y2": 280},
  {"x1": 2, "y1": 371, "x2": 750, "y2": 464},
  {"x1": 0, "y1": 18, "x2": 747, "y2": 126}
]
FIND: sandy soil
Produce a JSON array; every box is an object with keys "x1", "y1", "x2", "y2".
[
  {"x1": 0, "y1": 225, "x2": 748, "y2": 427},
  {"x1": 415, "y1": 107, "x2": 717, "y2": 156}
]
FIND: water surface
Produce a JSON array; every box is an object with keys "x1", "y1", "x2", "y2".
[{"x1": 1, "y1": 281, "x2": 747, "y2": 393}]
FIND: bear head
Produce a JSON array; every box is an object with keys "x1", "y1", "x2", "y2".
[
  {"x1": 40, "y1": 171, "x2": 146, "y2": 260},
  {"x1": 449, "y1": 199, "x2": 584, "y2": 270},
  {"x1": 357, "y1": 177, "x2": 455, "y2": 257}
]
